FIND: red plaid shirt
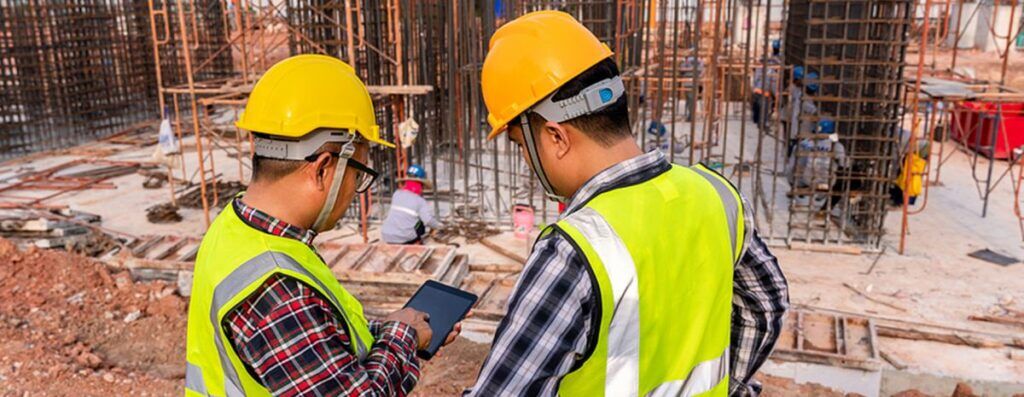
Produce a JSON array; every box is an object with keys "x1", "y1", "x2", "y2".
[{"x1": 224, "y1": 197, "x2": 421, "y2": 396}]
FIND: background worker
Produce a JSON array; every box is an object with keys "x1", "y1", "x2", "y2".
[
  {"x1": 467, "y1": 11, "x2": 789, "y2": 396},
  {"x1": 785, "y1": 67, "x2": 819, "y2": 157},
  {"x1": 751, "y1": 39, "x2": 782, "y2": 129},
  {"x1": 382, "y1": 164, "x2": 443, "y2": 244},
  {"x1": 185, "y1": 55, "x2": 457, "y2": 397},
  {"x1": 787, "y1": 118, "x2": 850, "y2": 211}
]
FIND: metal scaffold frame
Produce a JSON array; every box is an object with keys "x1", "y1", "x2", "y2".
[{"x1": 2, "y1": 0, "x2": 1018, "y2": 252}]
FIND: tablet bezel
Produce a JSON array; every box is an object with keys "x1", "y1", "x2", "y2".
[{"x1": 403, "y1": 280, "x2": 478, "y2": 359}]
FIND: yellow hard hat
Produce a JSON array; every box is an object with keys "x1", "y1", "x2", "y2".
[
  {"x1": 481, "y1": 11, "x2": 613, "y2": 139},
  {"x1": 236, "y1": 54, "x2": 393, "y2": 148}
]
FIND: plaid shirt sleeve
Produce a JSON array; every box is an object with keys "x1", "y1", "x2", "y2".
[
  {"x1": 729, "y1": 197, "x2": 790, "y2": 396},
  {"x1": 224, "y1": 274, "x2": 421, "y2": 396},
  {"x1": 464, "y1": 230, "x2": 597, "y2": 397}
]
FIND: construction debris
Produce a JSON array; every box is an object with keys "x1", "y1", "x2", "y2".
[
  {"x1": 146, "y1": 203, "x2": 183, "y2": 224},
  {"x1": 0, "y1": 208, "x2": 118, "y2": 256},
  {"x1": 176, "y1": 181, "x2": 245, "y2": 209},
  {"x1": 967, "y1": 249, "x2": 1019, "y2": 267},
  {"x1": 773, "y1": 310, "x2": 881, "y2": 371}
]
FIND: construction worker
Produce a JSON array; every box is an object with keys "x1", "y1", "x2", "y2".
[
  {"x1": 382, "y1": 164, "x2": 442, "y2": 244},
  {"x1": 184, "y1": 55, "x2": 457, "y2": 397},
  {"x1": 468, "y1": 11, "x2": 789, "y2": 396},
  {"x1": 785, "y1": 67, "x2": 819, "y2": 157},
  {"x1": 787, "y1": 118, "x2": 849, "y2": 208},
  {"x1": 751, "y1": 39, "x2": 782, "y2": 128}
]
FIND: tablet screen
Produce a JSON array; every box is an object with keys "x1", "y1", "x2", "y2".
[{"x1": 404, "y1": 280, "x2": 478, "y2": 359}]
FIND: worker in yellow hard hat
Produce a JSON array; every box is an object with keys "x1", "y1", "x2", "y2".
[
  {"x1": 184, "y1": 54, "x2": 458, "y2": 396},
  {"x1": 466, "y1": 11, "x2": 789, "y2": 396}
]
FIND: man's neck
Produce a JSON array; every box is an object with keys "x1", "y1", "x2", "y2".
[
  {"x1": 242, "y1": 182, "x2": 316, "y2": 230},
  {"x1": 568, "y1": 138, "x2": 644, "y2": 196}
]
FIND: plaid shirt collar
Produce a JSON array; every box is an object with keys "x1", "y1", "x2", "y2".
[
  {"x1": 561, "y1": 150, "x2": 672, "y2": 218},
  {"x1": 234, "y1": 196, "x2": 318, "y2": 246}
]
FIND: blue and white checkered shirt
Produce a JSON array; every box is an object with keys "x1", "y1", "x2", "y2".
[{"x1": 465, "y1": 150, "x2": 789, "y2": 396}]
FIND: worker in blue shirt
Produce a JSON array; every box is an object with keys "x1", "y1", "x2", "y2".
[{"x1": 381, "y1": 164, "x2": 442, "y2": 244}]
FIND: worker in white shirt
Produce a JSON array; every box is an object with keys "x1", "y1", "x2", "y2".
[{"x1": 381, "y1": 164, "x2": 442, "y2": 244}]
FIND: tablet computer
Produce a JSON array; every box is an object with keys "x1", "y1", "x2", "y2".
[{"x1": 403, "y1": 280, "x2": 478, "y2": 360}]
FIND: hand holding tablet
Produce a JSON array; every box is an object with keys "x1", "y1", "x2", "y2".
[{"x1": 402, "y1": 280, "x2": 478, "y2": 360}]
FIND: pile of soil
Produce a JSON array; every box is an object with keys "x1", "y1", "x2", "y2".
[
  {"x1": 0, "y1": 238, "x2": 185, "y2": 395},
  {"x1": 414, "y1": 338, "x2": 491, "y2": 396}
]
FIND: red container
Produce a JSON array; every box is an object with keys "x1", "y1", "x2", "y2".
[{"x1": 950, "y1": 101, "x2": 1024, "y2": 159}]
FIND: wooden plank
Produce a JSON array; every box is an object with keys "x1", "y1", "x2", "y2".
[
  {"x1": 326, "y1": 245, "x2": 351, "y2": 267},
  {"x1": 876, "y1": 326, "x2": 1002, "y2": 348},
  {"x1": 468, "y1": 263, "x2": 523, "y2": 273},
  {"x1": 438, "y1": 254, "x2": 470, "y2": 287},
  {"x1": 879, "y1": 349, "x2": 907, "y2": 370},
  {"x1": 349, "y1": 245, "x2": 376, "y2": 270},
  {"x1": 131, "y1": 235, "x2": 165, "y2": 257},
  {"x1": 788, "y1": 241, "x2": 863, "y2": 255},
  {"x1": 968, "y1": 315, "x2": 1024, "y2": 328},
  {"x1": 150, "y1": 238, "x2": 188, "y2": 260},
  {"x1": 480, "y1": 237, "x2": 527, "y2": 263},
  {"x1": 178, "y1": 243, "x2": 201, "y2": 262}
]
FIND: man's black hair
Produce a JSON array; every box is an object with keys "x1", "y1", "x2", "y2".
[
  {"x1": 250, "y1": 138, "x2": 343, "y2": 183},
  {"x1": 251, "y1": 155, "x2": 304, "y2": 183},
  {"x1": 527, "y1": 57, "x2": 632, "y2": 147}
]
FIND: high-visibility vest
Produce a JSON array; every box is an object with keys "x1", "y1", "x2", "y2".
[
  {"x1": 556, "y1": 164, "x2": 744, "y2": 397},
  {"x1": 184, "y1": 201, "x2": 374, "y2": 397}
]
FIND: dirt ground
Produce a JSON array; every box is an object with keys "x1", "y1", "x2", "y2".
[{"x1": 0, "y1": 239, "x2": 184, "y2": 396}]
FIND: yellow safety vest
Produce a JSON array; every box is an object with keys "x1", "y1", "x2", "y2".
[
  {"x1": 556, "y1": 164, "x2": 745, "y2": 397},
  {"x1": 184, "y1": 200, "x2": 374, "y2": 396}
]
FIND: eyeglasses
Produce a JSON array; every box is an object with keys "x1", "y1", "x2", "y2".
[
  {"x1": 305, "y1": 152, "x2": 379, "y2": 193},
  {"x1": 347, "y1": 158, "x2": 378, "y2": 193}
]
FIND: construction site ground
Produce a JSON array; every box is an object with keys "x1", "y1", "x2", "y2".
[{"x1": 1, "y1": 107, "x2": 1023, "y2": 395}]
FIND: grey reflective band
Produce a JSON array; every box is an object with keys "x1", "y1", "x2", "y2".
[
  {"x1": 691, "y1": 166, "x2": 741, "y2": 260},
  {"x1": 520, "y1": 114, "x2": 566, "y2": 202},
  {"x1": 312, "y1": 141, "x2": 355, "y2": 231},
  {"x1": 531, "y1": 76, "x2": 625, "y2": 123},
  {"x1": 647, "y1": 348, "x2": 730, "y2": 397},
  {"x1": 185, "y1": 361, "x2": 208, "y2": 395},
  {"x1": 563, "y1": 207, "x2": 640, "y2": 396},
  {"x1": 210, "y1": 251, "x2": 368, "y2": 394},
  {"x1": 253, "y1": 129, "x2": 357, "y2": 161},
  {"x1": 391, "y1": 205, "x2": 419, "y2": 217}
]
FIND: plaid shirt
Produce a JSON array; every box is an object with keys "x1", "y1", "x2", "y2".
[
  {"x1": 465, "y1": 151, "x2": 789, "y2": 397},
  {"x1": 224, "y1": 197, "x2": 421, "y2": 396}
]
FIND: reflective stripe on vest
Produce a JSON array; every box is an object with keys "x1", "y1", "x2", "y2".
[
  {"x1": 646, "y1": 348, "x2": 730, "y2": 397},
  {"x1": 555, "y1": 165, "x2": 740, "y2": 397},
  {"x1": 691, "y1": 165, "x2": 743, "y2": 261},
  {"x1": 563, "y1": 207, "x2": 641, "y2": 395},
  {"x1": 185, "y1": 361, "x2": 207, "y2": 395},
  {"x1": 200, "y1": 251, "x2": 368, "y2": 395},
  {"x1": 563, "y1": 208, "x2": 729, "y2": 397}
]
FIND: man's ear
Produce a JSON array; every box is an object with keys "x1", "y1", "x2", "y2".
[
  {"x1": 541, "y1": 120, "x2": 571, "y2": 159},
  {"x1": 307, "y1": 152, "x2": 334, "y2": 191}
]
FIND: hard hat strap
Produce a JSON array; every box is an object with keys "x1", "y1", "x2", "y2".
[
  {"x1": 530, "y1": 76, "x2": 625, "y2": 124},
  {"x1": 520, "y1": 114, "x2": 567, "y2": 203},
  {"x1": 311, "y1": 141, "x2": 355, "y2": 231}
]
